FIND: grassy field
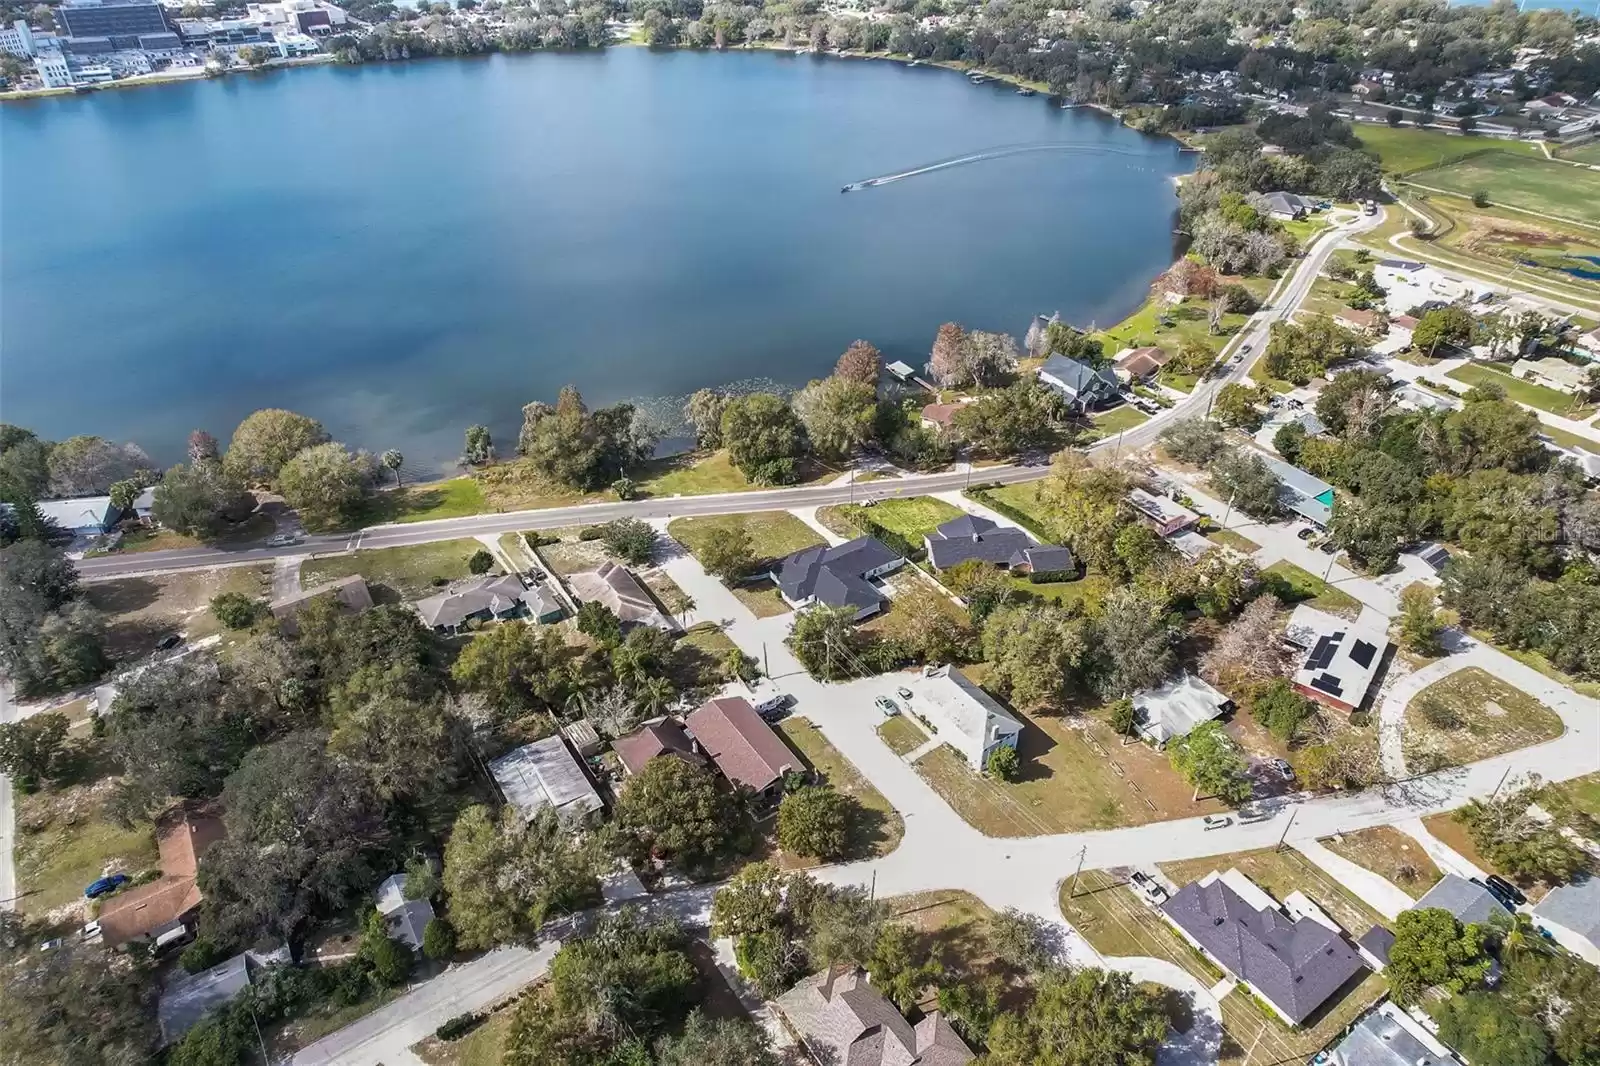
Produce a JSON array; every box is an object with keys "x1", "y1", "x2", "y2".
[
  {"x1": 878, "y1": 715, "x2": 928, "y2": 756},
  {"x1": 777, "y1": 719, "x2": 903, "y2": 865},
  {"x1": 1095, "y1": 294, "x2": 1246, "y2": 364},
  {"x1": 382, "y1": 479, "x2": 490, "y2": 523},
  {"x1": 1446, "y1": 362, "x2": 1596, "y2": 419},
  {"x1": 1560, "y1": 141, "x2": 1600, "y2": 166},
  {"x1": 115, "y1": 512, "x2": 274, "y2": 554},
  {"x1": 1208, "y1": 529, "x2": 1261, "y2": 553},
  {"x1": 971, "y1": 482, "x2": 1056, "y2": 537},
  {"x1": 1160, "y1": 847, "x2": 1387, "y2": 936},
  {"x1": 1320, "y1": 826, "x2": 1442, "y2": 897},
  {"x1": 1260, "y1": 560, "x2": 1361, "y2": 617},
  {"x1": 634, "y1": 450, "x2": 752, "y2": 497},
  {"x1": 1538, "y1": 423, "x2": 1599, "y2": 453},
  {"x1": 668, "y1": 512, "x2": 824, "y2": 570},
  {"x1": 85, "y1": 565, "x2": 272, "y2": 658},
  {"x1": 1355, "y1": 126, "x2": 1520, "y2": 174},
  {"x1": 300, "y1": 538, "x2": 492, "y2": 602},
  {"x1": 1417, "y1": 151, "x2": 1600, "y2": 223},
  {"x1": 1059, "y1": 870, "x2": 1222, "y2": 983},
  {"x1": 413, "y1": 1009, "x2": 515, "y2": 1066},
  {"x1": 1403, "y1": 666, "x2": 1564, "y2": 769},
  {"x1": 1545, "y1": 771, "x2": 1600, "y2": 825},
  {"x1": 818, "y1": 496, "x2": 964, "y2": 545},
  {"x1": 14, "y1": 773, "x2": 159, "y2": 918},
  {"x1": 1090, "y1": 405, "x2": 1151, "y2": 437}
]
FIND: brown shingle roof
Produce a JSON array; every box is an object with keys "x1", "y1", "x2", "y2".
[
  {"x1": 776, "y1": 967, "x2": 974, "y2": 1066},
  {"x1": 920, "y1": 403, "x2": 961, "y2": 426},
  {"x1": 685, "y1": 697, "x2": 799, "y2": 793},
  {"x1": 568, "y1": 562, "x2": 675, "y2": 631},
  {"x1": 612, "y1": 719, "x2": 703, "y2": 777},
  {"x1": 98, "y1": 810, "x2": 225, "y2": 946}
]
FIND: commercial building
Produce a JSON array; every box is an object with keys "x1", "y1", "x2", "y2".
[
  {"x1": 903, "y1": 665, "x2": 1023, "y2": 770},
  {"x1": 56, "y1": 0, "x2": 171, "y2": 48},
  {"x1": 489, "y1": 736, "x2": 604, "y2": 828},
  {"x1": 770, "y1": 536, "x2": 904, "y2": 621},
  {"x1": 0, "y1": 19, "x2": 37, "y2": 56}
]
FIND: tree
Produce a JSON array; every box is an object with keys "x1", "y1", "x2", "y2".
[
  {"x1": 1386, "y1": 108, "x2": 1402, "y2": 126},
  {"x1": 1214, "y1": 383, "x2": 1266, "y2": 430},
  {"x1": 1169, "y1": 721, "x2": 1251, "y2": 803},
  {"x1": 441, "y1": 805, "x2": 601, "y2": 949},
  {"x1": 656, "y1": 1012, "x2": 780, "y2": 1066},
  {"x1": 0, "y1": 940, "x2": 159, "y2": 1065},
  {"x1": 1396, "y1": 584, "x2": 1442, "y2": 655},
  {"x1": 710, "y1": 862, "x2": 792, "y2": 941},
  {"x1": 451, "y1": 622, "x2": 572, "y2": 713},
  {"x1": 1158, "y1": 417, "x2": 1225, "y2": 464},
  {"x1": 1203, "y1": 595, "x2": 1285, "y2": 687},
  {"x1": 1315, "y1": 368, "x2": 1392, "y2": 440},
  {"x1": 576, "y1": 600, "x2": 623, "y2": 647},
  {"x1": 698, "y1": 521, "x2": 755, "y2": 579},
  {"x1": 0, "y1": 425, "x2": 52, "y2": 499},
  {"x1": 834, "y1": 339, "x2": 882, "y2": 383},
  {"x1": 964, "y1": 330, "x2": 1020, "y2": 386},
  {"x1": 188, "y1": 429, "x2": 220, "y2": 465},
  {"x1": 868, "y1": 922, "x2": 943, "y2": 1013},
  {"x1": 685, "y1": 389, "x2": 729, "y2": 449},
  {"x1": 518, "y1": 387, "x2": 652, "y2": 490},
  {"x1": 793, "y1": 376, "x2": 877, "y2": 461},
  {"x1": 986, "y1": 907, "x2": 1060, "y2": 972},
  {"x1": 1208, "y1": 447, "x2": 1282, "y2": 519},
  {"x1": 108, "y1": 479, "x2": 140, "y2": 512},
  {"x1": 985, "y1": 967, "x2": 1168, "y2": 1066},
  {"x1": 1456, "y1": 789, "x2": 1588, "y2": 884},
  {"x1": 777, "y1": 785, "x2": 851, "y2": 860},
  {"x1": 1388, "y1": 907, "x2": 1492, "y2": 1004},
  {"x1": 467, "y1": 547, "x2": 495, "y2": 575},
  {"x1": 46, "y1": 435, "x2": 150, "y2": 497},
  {"x1": 721, "y1": 393, "x2": 806, "y2": 484},
  {"x1": 422, "y1": 917, "x2": 456, "y2": 959},
  {"x1": 463, "y1": 424, "x2": 494, "y2": 465},
  {"x1": 614, "y1": 755, "x2": 747, "y2": 875},
  {"x1": 380, "y1": 449, "x2": 404, "y2": 487},
  {"x1": 981, "y1": 604, "x2": 1090, "y2": 711},
  {"x1": 276, "y1": 442, "x2": 375, "y2": 530},
  {"x1": 0, "y1": 712, "x2": 68, "y2": 785},
  {"x1": 223, "y1": 408, "x2": 330, "y2": 485},
  {"x1": 1432, "y1": 992, "x2": 1550, "y2": 1066},
  {"x1": 805, "y1": 884, "x2": 885, "y2": 971},
  {"x1": 928, "y1": 321, "x2": 969, "y2": 386},
  {"x1": 1412, "y1": 306, "x2": 1477, "y2": 355},
  {"x1": 1091, "y1": 589, "x2": 1177, "y2": 698},
  {"x1": 985, "y1": 744, "x2": 1020, "y2": 781},
  {"x1": 209, "y1": 591, "x2": 264, "y2": 630},
  {"x1": 150, "y1": 462, "x2": 257, "y2": 539},
  {"x1": 328, "y1": 693, "x2": 461, "y2": 805},
  {"x1": 952, "y1": 380, "x2": 1064, "y2": 456},
  {"x1": 600, "y1": 518, "x2": 656, "y2": 565},
  {"x1": 0, "y1": 538, "x2": 78, "y2": 609},
  {"x1": 1249, "y1": 678, "x2": 1315, "y2": 741},
  {"x1": 787, "y1": 605, "x2": 864, "y2": 681}
]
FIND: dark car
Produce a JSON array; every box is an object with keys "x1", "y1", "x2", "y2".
[
  {"x1": 1483, "y1": 874, "x2": 1527, "y2": 908},
  {"x1": 85, "y1": 874, "x2": 129, "y2": 899},
  {"x1": 156, "y1": 633, "x2": 183, "y2": 651},
  {"x1": 1296, "y1": 527, "x2": 1317, "y2": 541}
]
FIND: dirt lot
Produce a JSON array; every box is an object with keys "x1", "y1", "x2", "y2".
[
  {"x1": 1320, "y1": 826, "x2": 1441, "y2": 897},
  {"x1": 85, "y1": 565, "x2": 272, "y2": 660},
  {"x1": 1403, "y1": 666, "x2": 1564, "y2": 770}
]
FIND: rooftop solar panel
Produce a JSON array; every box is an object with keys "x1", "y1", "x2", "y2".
[
  {"x1": 1349, "y1": 639, "x2": 1376, "y2": 668},
  {"x1": 1310, "y1": 673, "x2": 1344, "y2": 696}
]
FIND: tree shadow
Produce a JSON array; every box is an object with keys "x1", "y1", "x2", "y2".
[
  {"x1": 843, "y1": 795, "x2": 894, "y2": 861},
  {"x1": 83, "y1": 577, "x2": 163, "y2": 614}
]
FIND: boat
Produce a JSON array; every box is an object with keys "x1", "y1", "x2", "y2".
[{"x1": 1016, "y1": 87, "x2": 1035, "y2": 95}]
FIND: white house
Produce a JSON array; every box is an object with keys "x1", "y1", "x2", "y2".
[
  {"x1": 904, "y1": 665, "x2": 1022, "y2": 770},
  {"x1": 1131, "y1": 673, "x2": 1233, "y2": 747}
]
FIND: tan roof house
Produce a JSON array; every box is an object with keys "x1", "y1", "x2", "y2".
[
  {"x1": 777, "y1": 966, "x2": 973, "y2": 1066},
  {"x1": 1114, "y1": 346, "x2": 1170, "y2": 381},
  {"x1": 269, "y1": 574, "x2": 374, "y2": 635},
  {"x1": 919, "y1": 402, "x2": 962, "y2": 432},
  {"x1": 97, "y1": 810, "x2": 226, "y2": 948},
  {"x1": 568, "y1": 561, "x2": 676, "y2": 632}
]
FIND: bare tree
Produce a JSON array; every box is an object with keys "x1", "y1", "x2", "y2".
[
  {"x1": 1202, "y1": 594, "x2": 1286, "y2": 687},
  {"x1": 928, "y1": 322, "x2": 968, "y2": 387}
]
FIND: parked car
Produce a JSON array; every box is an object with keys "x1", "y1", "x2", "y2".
[
  {"x1": 896, "y1": 686, "x2": 913, "y2": 701},
  {"x1": 84, "y1": 874, "x2": 129, "y2": 899},
  {"x1": 1482, "y1": 874, "x2": 1527, "y2": 907},
  {"x1": 1269, "y1": 758, "x2": 1295, "y2": 781},
  {"x1": 1129, "y1": 871, "x2": 1168, "y2": 905},
  {"x1": 1296, "y1": 527, "x2": 1317, "y2": 541},
  {"x1": 875, "y1": 696, "x2": 901, "y2": 717},
  {"x1": 1201, "y1": 814, "x2": 1232, "y2": 831},
  {"x1": 265, "y1": 533, "x2": 301, "y2": 548},
  {"x1": 155, "y1": 633, "x2": 183, "y2": 651}
]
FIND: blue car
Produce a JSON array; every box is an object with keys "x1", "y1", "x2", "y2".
[{"x1": 84, "y1": 874, "x2": 129, "y2": 899}]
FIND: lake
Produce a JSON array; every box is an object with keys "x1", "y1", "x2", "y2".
[{"x1": 1, "y1": 49, "x2": 1191, "y2": 474}]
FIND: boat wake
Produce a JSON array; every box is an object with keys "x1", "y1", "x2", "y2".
[{"x1": 841, "y1": 142, "x2": 1156, "y2": 192}]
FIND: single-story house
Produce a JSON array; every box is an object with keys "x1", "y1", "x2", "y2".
[
  {"x1": 1283, "y1": 604, "x2": 1392, "y2": 714},
  {"x1": 1512, "y1": 356, "x2": 1590, "y2": 394},
  {"x1": 1327, "y1": 1003, "x2": 1452, "y2": 1066},
  {"x1": 1131, "y1": 673, "x2": 1233, "y2": 746},
  {"x1": 568, "y1": 561, "x2": 675, "y2": 632},
  {"x1": 769, "y1": 536, "x2": 904, "y2": 621},
  {"x1": 1259, "y1": 452, "x2": 1337, "y2": 526},
  {"x1": 1126, "y1": 488, "x2": 1200, "y2": 538},
  {"x1": 1262, "y1": 191, "x2": 1317, "y2": 221},
  {"x1": 776, "y1": 966, "x2": 973, "y2": 1066},
  {"x1": 1038, "y1": 354, "x2": 1121, "y2": 411},
  {"x1": 1161, "y1": 870, "x2": 1365, "y2": 1026},
  {"x1": 611, "y1": 718, "x2": 705, "y2": 777},
  {"x1": 157, "y1": 952, "x2": 253, "y2": 1046},
  {"x1": 1532, "y1": 876, "x2": 1600, "y2": 966},
  {"x1": 904, "y1": 665, "x2": 1023, "y2": 771},
  {"x1": 1390, "y1": 314, "x2": 1419, "y2": 346},
  {"x1": 920, "y1": 402, "x2": 963, "y2": 433},
  {"x1": 374, "y1": 871, "x2": 435, "y2": 953},
  {"x1": 414, "y1": 574, "x2": 562, "y2": 634},
  {"x1": 270, "y1": 574, "x2": 374, "y2": 636},
  {"x1": 1356, "y1": 925, "x2": 1395, "y2": 971},
  {"x1": 37, "y1": 494, "x2": 120, "y2": 537},
  {"x1": 1336, "y1": 307, "x2": 1383, "y2": 335},
  {"x1": 684, "y1": 696, "x2": 800, "y2": 799},
  {"x1": 95, "y1": 810, "x2": 226, "y2": 949},
  {"x1": 1113, "y1": 345, "x2": 1171, "y2": 382},
  {"x1": 923, "y1": 514, "x2": 1073, "y2": 575},
  {"x1": 1412, "y1": 874, "x2": 1511, "y2": 927},
  {"x1": 489, "y1": 735, "x2": 604, "y2": 828},
  {"x1": 132, "y1": 486, "x2": 158, "y2": 523}
]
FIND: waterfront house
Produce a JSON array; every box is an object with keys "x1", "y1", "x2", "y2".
[
  {"x1": 1038, "y1": 355, "x2": 1121, "y2": 411},
  {"x1": 1113, "y1": 346, "x2": 1170, "y2": 382},
  {"x1": 37, "y1": 494, "x2": 119, "y2": 537},
  {"x1": 1262, "y1": 191, "x2": 1317, "y2": 221}
]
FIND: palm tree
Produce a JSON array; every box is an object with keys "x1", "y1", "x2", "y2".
[
  {"x1": 678, "y1": 594, "x2": 696, "y2": 629},
  {"x1": 380, "y1": 449, "x2": 404, "y2": 487},
  {"x1": 635, "y1": 676, "x2": 675, "y2": 716}
]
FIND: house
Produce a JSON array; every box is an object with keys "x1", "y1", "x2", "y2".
[
  {"x1": 1126, "y1": 488, "x2": 1200, "y2": 537},
  {"x1": 37, "y1": 494, "x2": 119, "y2": 537},
  {"x1": 157, "y1": 952, "x2": 253, "y2": 1046},
  {"x1": 132, "y1": 486, "x2": 157, "y2": 523},
  {"x1": 1336, "y1": 307, "x2": 1383, "y2": 335},
  {"x1": 413, "y1": 573, "x2": 561, "y2": 634},
  {"x1": 95, "y1": 810, "x2": 226, "y2": 949},
  {"x1": 270, "y1": 574, "x2": 374, "y2": 636},
  {"x1": 1161, "y1": 871, "x2": 1365, "y2": 1026},
  {"x1": 920, "y1": 402, "x2": 963, "y2": 432},
  {"x1": 684, "y1": 696, "x2": 800, "y2": 798},
  {"x1": 612, "y1": 718, "x2": 704, "y2": 777},
  {"x1": 1257, "y1": 409, "x2": 1329, "y2": 453},
  {"x1": 1532, "y1": 876, "x2": 1600, "y2": 966},
  {"x1": 489, "y1": 735, "x2": 604, "y2": 827},
  {"x1": 1575, "y1": 325, "x2": 1600, "y2": 358},
  {"x1": 1259, "y1": 453, "x2": 1336, "y2": 526},
  {"x1": 904, "y1": 665, "x2": 1023, "y2": 770},
  {"x1": 1512, "y1": 356, "x2": 1590, "y2": 394},
  {"x1": 1283, "y1": 604, "x2": 1392, "y2": 714},
  {"x1": 1356, "y1": 925, "x2": 1396, "y2": 970},
  {"x1": 770, "y1": 536, "x2": 904, "y2": 621},
  {"x1": 1390, "y1": 314, "x2": 1419, "y2": 346},
  {"x1": 923, "y1": 514, "x2": 1073, "y2": 575},
  {"x1": 1412, "y1": 874, "x2": 1512, "y2": 927},
  {"x1": 568, "y1": 561, "x2": 675, "y2": 632},
  {"x1": 1411, "y1": 542, "x2": 1452, "y2": 573},
  {"x1": 1327, "y1": 1003, "x2": 1453, "y2": 1066},
  {"x1": 1262, "y1": 191, "x2": 1317, "y2": 220},
  {"x1": 1131, "y1": 673, "x2": 1233, "y2": 746},
  {"x1": 374, "y1": 872, "x2": 435, "y2": 953},
  {"x1": 776, "y1": 966, "x2": 974, "y2": 1066},
  {"x1": 1038, "y1": 354, "x2": 1121, "y2": 411},
  {"x1": 1114, "y1": 345, "x2": 1171, "y2": 382}
]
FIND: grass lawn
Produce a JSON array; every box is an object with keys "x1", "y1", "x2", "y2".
[
  {"x1": 85, "y1": 565, "x2": 272, "y2": 659},
  {"x1": 1248, "y1": 359, "x2": 1297, "y2": 394},
  {"x1": 1059, "y1": 870, "x2": 1222, "y2": 983},
  {"x1": 968, "y1": 482, "x2": 1055, "y2": 538},
  {"x1": 1355, "y1": 125, "x2": 1519, "y2": 174},
  {"x1": 673, "y1": 622, "x2": 740, "y2": 690},
  {"x1": 1281, "y1": 216, "x2": 1330, "y2": 245},
  {"x1": 1260, "y1": 560, "x2": 1361, "y2": 617},
  {"x1": 1446, "y1": 362, "x2": 1596, "y2": 419},
  {"x1": 777, "y1": 719, "x2": 903, "y2": 865},
  {"x1": 300, "y1": 538, "x2": 491, "y2": 602},
  {"x1": 668, "y1": 512, "x2": 824, "y2": 571},
  {"x1": 1538, "y1": 423, "x2": 1599, "y2": 452},
  {"x1": 1090, "y1": 406, "x2": 1151, "y2": 436},
  {"x1": 14, "y1": 781, "x2": 159, "y2": 918},
  {"x1": 381, "y1": 478, "x2": 490, "y2": 523},
  {"x1": 116, "y1": 512, "x2": 275, "y2": 554},
  {"x1": 1403, "y1": 666, "x2": 1564, "y2": 769},
  {"x1": 1009, "y1": 571, "x2": 1114, "y2": 612},
  {"x1": 1094, "y1": 294, "x2": 1247, "y2": 362},
  {"x1": 274, "y1": 988, "x2": 404, "y2": 1052},
  {"x1": 1545, "y1": 771, "x2": 1600, "y2": 825},
  {"x1": 1419, "y1": 150, "x2": 1600, "y2": 223},
  {"x1": 632, "y1": 450, "x2": 752, "y2": 497},
  {"x1": 1161, "y1": 847, "x2": 1388, "y2": 936},
  {"x1": 1217, "y1": 972, "x2": 1387, "y2": 1066},
  {"x1": 878, "y1": 715, "x2": 928, "y2": 757},
  {"x1": 413, "y1": 1008, "x2": 515, "y2": 1066},
  {"x1": 819, "y1": 496, "x2": 964, "y2": 545},
  {"x1": 1208, "y1": 529, "x2": 1261, "y2": 553},
  {"x1": 1320, "y1": 826, "x2": 1442, "y2": 897}
]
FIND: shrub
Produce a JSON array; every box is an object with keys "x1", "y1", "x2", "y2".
[
  {"x1": 599, "y1": 517, "x2": 656, "y2": 565},
  {"x1": 612, "y1": 476, "x2": 639, "y2": 501},
  {"x1": 1471, "y1": 190, "x2": 1490, "y2": 208},
  {"x1": 436, "y1": 1012, "x2": 484, "y2": 1041},
  {"x1": 467, "y1": 549, "x2": 495, "y2": 575},
  {"x1": 985, "y1": 744, "x2": 1020, "y2": 781},
  {"x1": 180, "y1": 937, "x2": 228, "y2": 974},
  {"x1": 209, "y1": 591, "x2": 264, "y2": 630},
  {"x1": 523, "y1": 531, "x2": 553, "y2": 549},
  {"x1": 422, "y1": 917, "x2": 456, "y2": 960},
  {"x1": 577, "y1": 524, "x2": 606, "y2": 541}
]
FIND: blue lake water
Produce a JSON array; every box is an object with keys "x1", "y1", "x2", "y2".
[{"x1": 1, "y1": 49, "x2": 1191, "y2": 472}]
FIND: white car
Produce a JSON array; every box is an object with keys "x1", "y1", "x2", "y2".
[
  {"x1": 265, "y1": 533, "x2": 301, "y2": 548},
  {"x1": 1128, "y1": 871, "x2": 1168, "y2": 905},
  {"x1": 1201, "y1": 814, "x2": 1233, "y2": 831}
]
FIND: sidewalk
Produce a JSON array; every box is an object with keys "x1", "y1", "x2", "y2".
[{"x1": 1293, "y1": 839, "x2": 1415, "y2": 920}]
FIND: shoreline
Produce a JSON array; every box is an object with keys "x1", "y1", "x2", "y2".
[{"x1": 0, "y1": 53, "x2": 333, "y2": 102}]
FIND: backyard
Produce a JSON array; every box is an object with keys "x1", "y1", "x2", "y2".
[
  {"x1": 13, "y1": 765, "x2": 158, "y2": 919},
  {"x1": 1259, "y1": 560, "x2": 1361, "y2": 617},
  {"x1": 1319, "y1": 826, "x2": 1442, "y2": 897},
  {"x1": 1402, "y1": 666, "x2": 1565, "y2": 769},
  {"x1": 300, "y1": 538, "x2": 493, "y2": 602},
  {"x1": 1445, "y1": 362, "x2": 1596, "y2": 419},
  {"x1": 777, "y1": 719, "x2": 904, "y2": 866},
  {"x1": 1217, "y1": 973, "x2": 1387, "y2": 1066}
]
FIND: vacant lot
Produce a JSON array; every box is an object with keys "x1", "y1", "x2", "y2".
[
  {"x1": 1059, "y1": 870, "x2": 1222, "y2": 983},
  {"x1": 1356, "y1": 126, "x2": 1517, "y2": 173},
  {"x1": 1419, "y1": 151, "x2": 1600, "y2": 223},
  {"x1": 669, "y1": 511, "x2": 824, "y2": 571},
  {"x1": 85, "y1": 565, "x2": 272, "y2": 658},
  {"x1": 1260, "y1": 560, "x2": 1361, "y2": 617},
  {"x1": 634, "y1": 450, "x2": 752, "y2": 497},
  {"x1": 1446, "y1": 361, "x2": 1596, "y2": 419},
  {"x1": 14, "y1": 771, "x2": 158, "y2": 919},
  {"x1": 529, "y1": 527, "x2": 613, "y2": 577},
  {"x1": 380, "y1": 478, "x2": 489, "y2": 523},
  {"x1": 1160, "y1": 846, "x2": 1386, "y2": 937},
  {"x1": 882, "y1": 890, "x2": 1013, "y2": 1006},
  {"x1": 1403, "y1": 666, "x2": 1564, "y2": 769},
  {"x1": 301, "y1": 539, "x2": 491, "y2": 602},
  {"x1": 1320, "y1": 826, "x2": 1441, "y2": 897},
  {"x1": 818, "y1": 496, "x2": 964, "y2": 545},
  {"x1": 777, "y1": 720, "x2": 903, "y2": 866}
]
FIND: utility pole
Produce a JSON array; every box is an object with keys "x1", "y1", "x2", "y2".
[
  {"x1": 762, "y1": 641, "x2": 770, "y2": 679},
  {"x1": 1068, "y1": 845, "x2": 1088, "y2": 899},
  {"x1": 1220, "y1": 489, "x2": 1237, "y2": 532},
  {"x1": 1275, "y1": 805, "x2": 1299, "y2": 853},
  {"x1": 1490, "y1": 765, "x2": 1513, "y2": 802}
]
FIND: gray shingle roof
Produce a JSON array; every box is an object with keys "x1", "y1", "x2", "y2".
[
  {"x1": 1328, "y1": 1008, "x2": 1443, "y2": 1066},
  {"x1": 925, "y1": 514, "x2": 1071, "y2": 571},
  {"x1": 1532, "y1": 876, "x2": 1600, "y2": 946},
  {"x1": 1162, "y1": 877, "x2": 1365, "y2": 1024},
  {"x1": 568, "y1": 561, "x2": 675, "y2": 631},
  {"x1": 413, "y1": 574, "x2": 544, "y2": 630},
  {"x1": 772, "y1": 536, "x2": 901, "y2": 612},
  {"x1": 1039, "y1": 355, "x2": 1120, "y2": 403},
  {"x1": 1412, "y1": 874, "x2": 1509, "y2": 927},
  {"x1": 775, "y1": 967, "x2": 973, "y2": 1066},
  {"x1": 158, "y1": 953, "x2": 251, "y2": 1045}
]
